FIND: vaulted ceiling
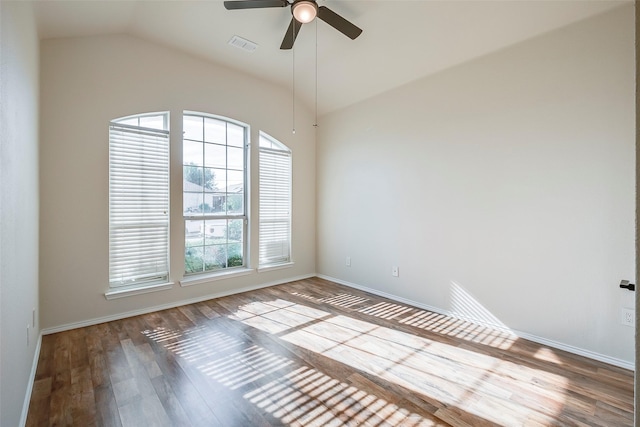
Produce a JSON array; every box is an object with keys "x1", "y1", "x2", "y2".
[{"x1": 34, "y1": 0, "x2": 627, "y2": 115}]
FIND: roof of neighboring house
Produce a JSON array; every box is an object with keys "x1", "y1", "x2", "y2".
[
  {"x1": 183, "y1": 179, "x2": 243, "y2": 194},
  {"x1": 227, "y1": 183, "x2": 243, "y2": 194},
  {"x1": 183, "y1": 180, "x2": 204, "y2": 192}
]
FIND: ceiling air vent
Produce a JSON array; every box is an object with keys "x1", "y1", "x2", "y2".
[{"x1": 228, "y1": 35, "x2": 258, "y2": 53}]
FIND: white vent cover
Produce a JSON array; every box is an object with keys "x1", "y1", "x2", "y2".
[{"x1": 228, "y1": 35, "x2": 258, "y2": 52}]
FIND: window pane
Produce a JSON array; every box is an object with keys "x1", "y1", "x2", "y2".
[
  {"x1": 204, "y1": 143, "x2": 226, "y2": 169},
  {"x1": 140, "y1": 115, "x2": 166, "y2": 130},
  {"x1": 205, "y1": 245, "x2": 226, "y2": 270},
  {"x1": 226, "y1": 194, "x2": 244, "y2": 215},
  {"x1": 227, "y1": 170, "x2": 243, "y2": 193},
  {"x1": 205, "y1": 219, "x2": 227, "y2": 240},
  {"x1": 184, "y1": 141, "x2": 203, "y2": 166},
  {"x1": 184, "y1": 192, "x2": 204, "y2": 214},
  {"x1": 227, "y1": 123, "x2": 244, "y2": 147},
  {"x1": 185, "y1": 246, "x2": 204, "y2": 274},
  {"x1": 203, "y1": 167, "x2": 217, "y2": 192},
  {"x1": 199, "y1": 194, "x2": 213, "y2": 214},
  {"x1": 185, "y1": 220, "x2": 204, "y2": 246},
  {"x1": 205, "y1": 193, "x2": 226, "y2": 215},
  {"x1": 205, "y1": 118, "x2": 226, "y2": 144},
  {"x1": 228, "y1": 147, "x2": 244, "y2": 170},
  {"x1": 228, "y1": 219, "x2": 244, "y2": 242},
  {"x1": 184, "y1": 165, "x2": 204, "y2": 188},
  {"x1": 210, "y1": 168, "x2": 226, "y2": 193},
  {"x1": 228, "y1": 243, "x2": 243, "y2": 267},
  {"x1": 117, "y1": 117, "x2": 138, "y2": 127},
  {"x1": 184, "y1": 115, "x2": 203, "y2": 141}
]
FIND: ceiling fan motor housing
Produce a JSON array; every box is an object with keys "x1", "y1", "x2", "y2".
[{"x1": 292, "y1": 0, "x2": 318, "y2": 24}]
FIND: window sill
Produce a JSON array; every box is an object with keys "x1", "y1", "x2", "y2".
[
  {"x1": 105, "y1": 282, "x2": 174, "y2": 300},
  {"x1": 257, "y1": 262, "x2": 295, "y2": 273},
  {"x1": 179, "y1": 268, "x2": 255, "y2": 287}
]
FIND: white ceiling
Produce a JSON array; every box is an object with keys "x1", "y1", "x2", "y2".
[{"x1": 34, "y1": 0, "x2": 627, "y2": 115}]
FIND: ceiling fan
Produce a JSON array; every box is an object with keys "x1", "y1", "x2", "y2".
[{"x1": 223, "y1": 0, "x2": 363, "y2": 50}]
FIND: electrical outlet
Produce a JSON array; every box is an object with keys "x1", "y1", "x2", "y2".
[
  {"x1": 346, "y1": 256, "x2": 351, "y2": 267},
  {"x1": 621, "y1": 308, "x2": 635, "y2": 327},
  {"x1": 392, "y1": 266, "x2": 399, "y2": 277}
]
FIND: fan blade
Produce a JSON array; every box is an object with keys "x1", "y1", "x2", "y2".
[
  {"x1": 224, "y1": 0, "x2": 287, "y2": 10},
  {"x1": 280, "y1": 18, "x2": 303, "y2": 50},
  {"x1": 317, "y1": 6, "x2": 362, "y2": 40}
]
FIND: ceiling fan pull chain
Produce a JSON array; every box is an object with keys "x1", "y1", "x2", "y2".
[
  {"x1": 314, "y1": 18, "x2": 318, "y2": 128},
  {"x1": 292, "y1": 21, "x2": 296, "y2": 134}
]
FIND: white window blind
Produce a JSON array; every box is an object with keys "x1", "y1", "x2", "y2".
[
  {"x1": 109, "y1": 117, "x2": 170, "y2": 288},
  {"x1": 259, "y1": 133, "x2": 291, "y2": 266}
]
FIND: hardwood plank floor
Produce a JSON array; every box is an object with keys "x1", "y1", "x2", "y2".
[{"x1": 26, "y1": 277, "x2": 634, "y2": 426}]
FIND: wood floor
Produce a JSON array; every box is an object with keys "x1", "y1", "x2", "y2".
[{"x1": 26, "y1": 277, "x2": 634, "y2": 426}]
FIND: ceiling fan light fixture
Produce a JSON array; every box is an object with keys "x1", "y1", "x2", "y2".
[{"x1": 292, "y1": 0, "x2": 317, "y2": 24}]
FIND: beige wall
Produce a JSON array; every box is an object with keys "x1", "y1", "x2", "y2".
[
  {"x1": 0, "y1": 2, "x2": 40, "y2": 425},
  {"x1": 317, "y1": 5, "x2": 635, "y2": 365},
  {"x1": 39, "y1": 34, "x2": 316, "y2": 330}
]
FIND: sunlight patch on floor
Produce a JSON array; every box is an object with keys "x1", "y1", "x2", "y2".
[
  {"x1": 399, "y1": 309, "x2": 516, "y2": 350},
  {"x1": 358, "y1": 301, "x2": 415, "y2": 319},
  {"x1": 292, "y1": 291, "x2": 370, "y2": 308},
  {"x1": 244, "y1": 366, "x2": 440, "y2": 426},
  {"x1": 533, "y1": 346, "x2": 564, "y2": 364},
  {"x1": 300, "y1": 288, "x2": 518, "y2": 350},
  {"x1": 199, "y1": 344, "x2": 294, "y2": 390},
  {"x1": 143, "y1": 326, "x2": 242, "y2": 362},
  {"x1": 144, "y1": 326, "x2": 294, "y2": 390},
  {"x1": 276, "y1": 312, "x2": 568, "y2": 426},
  {"x1": 228, "y1": 299, "x2": 331, "y2": 334}
]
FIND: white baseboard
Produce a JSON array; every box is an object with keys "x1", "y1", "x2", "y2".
[
  {"x1": 20, "y1": 332, "x2": 42, "y2": 427},
  {"x1": 316, "y1": 274, "x2": 635, "y2": 371},
  {"x1": 42, "y1": 274, "x2": 315, "y2": 335}
]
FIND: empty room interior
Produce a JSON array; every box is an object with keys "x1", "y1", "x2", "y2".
[{"x1": 1, "y1": 0, "x2": 637, "y2": 426}]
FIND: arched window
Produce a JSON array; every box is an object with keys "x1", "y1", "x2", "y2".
[{"x1": 259, "y1": 132, "x2": 291, "y2": 267}]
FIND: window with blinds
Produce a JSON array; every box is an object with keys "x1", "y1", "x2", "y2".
[
  {"x1": 109, "y1": 113, "x2": 170, "y2": 288},
  {"x1": 259, "y1": 132, "x2": 291, "y2": 267}
]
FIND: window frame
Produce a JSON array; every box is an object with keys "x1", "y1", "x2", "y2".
[
  {"x1": 182, "y1": 111, "x2": 250, "y2": 278},
  {"x1": 106, "y1": 112, "x2": 172, "y2": 298}
]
